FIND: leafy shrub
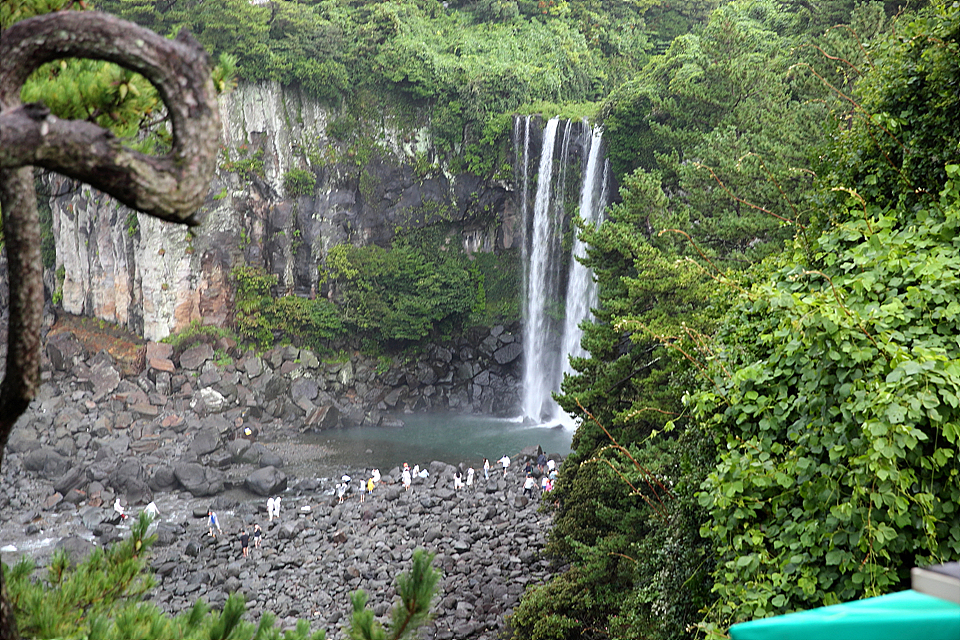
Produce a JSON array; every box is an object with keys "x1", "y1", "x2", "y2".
[
  {"x1": 324, "y1": 243, "x2": 475, "y2": 344},
  {"x1": 283, "y1": 168, "x2": 317, "y2": 197},
  {"x1": 232, "y1": 264, "x2": 278, "y2": 348}
]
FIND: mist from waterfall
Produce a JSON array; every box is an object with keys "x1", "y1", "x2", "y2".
[{"x1": 518, "y1": 117, "x2": 609, "y2": 426}]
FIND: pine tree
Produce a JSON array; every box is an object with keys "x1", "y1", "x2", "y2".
[{"x1": 4, "y1": 514, "x2": 440, "y2": 640}]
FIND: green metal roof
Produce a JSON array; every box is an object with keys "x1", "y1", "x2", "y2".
[{"x1": 729, "y1": 590, "x2": 960, "y2": 640}]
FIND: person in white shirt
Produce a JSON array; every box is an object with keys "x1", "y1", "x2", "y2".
[
  {"x1": 523, "y1": 474, "x2": 537, "y2": 498},
  {"x1": 498, "y1": 455, "x2": 511, "y2": 477}
]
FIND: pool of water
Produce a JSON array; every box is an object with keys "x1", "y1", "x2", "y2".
[{"x1": 299, "y1": 412, "x2": 574, "y2": 472}]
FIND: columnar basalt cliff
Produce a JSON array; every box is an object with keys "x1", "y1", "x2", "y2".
[{"x1": 47, "y1": 81, "x2": 519, "y2": 342}]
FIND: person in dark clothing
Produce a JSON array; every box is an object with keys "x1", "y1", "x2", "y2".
[
  {"x1": 253, "y1": 523, "x2": 262, "y2": 548},
  {"x1": 240, "y1": 529, "x2": 250, "y2": 558}
]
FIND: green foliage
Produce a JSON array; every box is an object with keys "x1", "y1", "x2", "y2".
[
  {"x1": 232, "y1": 265, "x2": 344, "y2": 351},
  {"x1": 695, "y1": 166, "x2": 960, "y2": 633},
  {"x1": 233, "y1": 264, "x2": 279, "y2": 348},
  {"x1": 36, "y1": 179, "x2": 56, "y2": 270},
  {"x1": 126, "y1": 211, "x2": 140, "y2": 238},
  {"x1": 325, "y1": 243, "x2": 474, "y2": 345},
  {"x1": 91, "y1": 0, "x2": 664, "y2": 169},
  {"x1": 5, "y1": 514, "x2": 437, "y2": 640},
  {"x1": 516, "y1": 2, "x2": 884, "y2": 637},
  {"x1": 160, "y1": 320, "x2": 239, "y2": 353},
  {"x1": 283, "y1": 168, "x2": 317, "y2": 197},
  {"x1": 220, "y1": 147, "x2": 266, "y2": 180},
  {"x1": 348, "y1": 549, "x2": 439, "y2": 640},
  {"x1": 6, "y1": 514, "x2": 157, "y2": 638},
  {"x1": 52, "y1": 265, "x2": 65, "y2": 306},
  {"x1": 821, "y1": 1, "x2": 960, "y2": 216}
]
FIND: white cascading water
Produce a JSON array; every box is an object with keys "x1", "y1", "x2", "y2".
[
  {"x1": 519, "y1": 117, "x2": 609, "y2": 426},
  {"x1": 559, "y1": 124, "x2": 609, "y2": 380},
  {"x1": 521, "y1": 117, "x2": 562, "y2": 423}
]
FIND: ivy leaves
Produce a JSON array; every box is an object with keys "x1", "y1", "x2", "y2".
[{"x1": 696, "y1": 167, "x2": 960, "y2": 631}]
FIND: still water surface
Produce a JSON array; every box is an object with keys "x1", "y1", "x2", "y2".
[{"x1": 299, "y1": 412, "x2": 574, "y2": 472}]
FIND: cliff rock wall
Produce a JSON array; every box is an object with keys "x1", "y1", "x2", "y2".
[{"x1": 48, "y1": 81, "x2": 517, "y2": 341}]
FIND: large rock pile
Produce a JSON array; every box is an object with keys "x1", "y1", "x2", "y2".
[
  {"x1": 40, "y1": 322, "x2": 522, "y2": 434},
  {"x1": 0, "y1": 324, "x2": 561, "y2": 639},
  {"x1": 144, "y1": 461, "x2": 559, "y2": 640}
]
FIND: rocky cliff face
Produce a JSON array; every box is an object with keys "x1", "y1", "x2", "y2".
[{"x1": 47, "y1": 81, "x2": 518, "y2": 342}]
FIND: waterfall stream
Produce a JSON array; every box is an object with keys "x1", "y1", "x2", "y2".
[{"x1": 518, "y1": 117, "x2": 609, "y2": 426}]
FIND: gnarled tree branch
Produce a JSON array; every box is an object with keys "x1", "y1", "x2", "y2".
[
  {"x1": 0, "y1": 12, "x2": 219, "y2": 636},
  {"x1": 0, "y1": 11, "x2": 220, "y2": 222}
]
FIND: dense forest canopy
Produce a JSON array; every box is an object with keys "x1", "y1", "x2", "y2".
[{"x1": 512, "y1": 1, "x2": 959, "y2": 639}]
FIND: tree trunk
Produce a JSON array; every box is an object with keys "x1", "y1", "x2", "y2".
[{"x1": 0, "y1": 10, "x2": 221, "y2": 636}]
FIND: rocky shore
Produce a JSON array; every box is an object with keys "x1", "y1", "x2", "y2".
[{"x1": 0, "y1": 318, "x2": 564, "y2": 639}]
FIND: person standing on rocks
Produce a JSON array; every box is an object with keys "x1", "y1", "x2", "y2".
[
  {"x1": 114, "y1": 497, "x2": 127, "y2": 521},
  {"x1": 337, "y1": 482, "x2": 347, "y2": 504},
  {"x1": 371, "y1": 468, "x2": 381, "y2": 486},
  {"x1": 402, "y1": 463, "x2": 412, "y2": 490},
  {"x1": 253, "y1": 523, "x2": 262, "y2": 549},
  {"x1": 537, "y1": 452, "x2": 547, "y2": 473},
  {"x1": 523, "y1": 473, "x2": 537, "y2": 499},
  {"x1": 240, "y1": 528, "x2": 250, "y2": 558},
  {"x1": 466, "y1": 467, "x2": 475, "y2": 488},
  {"x1": 208, "y1": 510, "x2": 222, "y2": 537},
  {"x1": 454, "y1": 472, "x2": 464, "y2": 491},
  {"x1": 272, "y1": 496, "x2": 282, "y2": 520},
  {"x1": 367, "y1": 476, "x2": 375, "y2": 495},
  {"x1": 267, "y1": 497, "x2": 275, "y2": 522},
  {"x1": 483, "y1": 458, "x2": 490, "y2": 480},
  {"x1": 498, "y1": 454, "x2": 510, "y2": 477},
  {"x1": 359, "y1": 477, "x2": 367, "y2": 503}
]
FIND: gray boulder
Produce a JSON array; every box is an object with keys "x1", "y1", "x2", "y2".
[
  {"x1": 174, "y1": 462, "x2": 225, "y2": 497},
  {"x1": 23, "y1": 448, "x2": 71, "y2": 479},
  {"x1": 179, "y1": 343, "x2": 214, "y2": 370},
  {"x1": 190, "y1": 427, "x2": 221, "y2": 456},
  {"x1": 244, "y1": 466, "x2": 287, "y2": 496},
  {"x1": 55, "y1": 536, "x2": 95, "y2": 566}
]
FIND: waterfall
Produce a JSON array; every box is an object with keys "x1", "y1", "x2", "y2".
[
  {"x1": 560, "y1": 124, "x2": 609, "y2": 379},
  {"x1": 521, "y1": 117, "x2": 562, "y2": 423},
  {"x1": 518, "y1": 117, "x2": 609, "y2": 425}
]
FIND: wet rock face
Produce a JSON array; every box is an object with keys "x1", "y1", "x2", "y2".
[{"x1": 41, "y1": 80, "x2": 515, "y2": 342}]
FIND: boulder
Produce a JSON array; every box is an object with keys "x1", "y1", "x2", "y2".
[
  {"x1": 7, "y1": 431, "x2": 41, "y2": 454},
  {"x1": 89, "y1": 358, "x2": 121, "y2": 402},
  {"x1": 148, "y1": 465, "x2": 178, "y2": 492},
  {"x1": 53, "y1": 467, "x2": 86, "y2": 496},
  {"x1": 55, "y1": 536, "x2": 95, "y2": 566},
  {"x1": 244, "y1": 466, "x2": 287, "y2": 496},
  {"x1": 290, "y1": 377, "x2": 319, "y2": 403},
  {"x1": 174, "y1": 462, "x2": 225, "y2": 497},
  {"x1": 45, "y1": 332, "x2": 85, "y2": 371},
  {"x1": 195, "y1": 387, "x2": 227, "y2": 413},
  {"x1": 304, "y1": 405, "x2": 340, "y2": 430},
  {"x1": 493, "y1": 342, "x2": 522, "y2": 365},
  {"x1": 179, "y1": 343, "x2": 214, "y2": 370},
  {"x1": 23, "y1": 448, "x2": 71, "y2": 479},
  {"x1": 190, "y1": 427, "x2": 220, "y2": 456}
]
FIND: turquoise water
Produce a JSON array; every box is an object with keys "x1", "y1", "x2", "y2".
[{"x1": 301, "y1": 413, "x2": 574, "y2": 472}]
